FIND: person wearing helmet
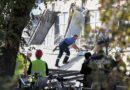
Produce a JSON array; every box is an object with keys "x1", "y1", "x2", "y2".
[
  {"x1": 28, "y1": 49, "x2": 49, "y2": 77},
  {"x1": 28, "y1": 50, "x2": 49, "y2": 89}
]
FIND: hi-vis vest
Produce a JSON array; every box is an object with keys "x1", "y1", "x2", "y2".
[
  {"x1": 15, "y1": 54, "x2": 30, "y2": 75},
  {"x1": 31, "y1": 60, "x2": 46, "y2": 77}
]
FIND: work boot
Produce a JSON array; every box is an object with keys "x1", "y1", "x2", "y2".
[
  {"x1": 55, "y1": 65, "x2": 60, "y2": 68},
  {"x1": 63, "y1": 61, "x2": 69, "y2": 64}
]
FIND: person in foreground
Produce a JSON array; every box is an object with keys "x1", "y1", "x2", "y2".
[
  {"x1": 28, "y1": 49, "x2": 49, "y2": 89},
  {"x1": 80, "y1": 52, "x2": 92, "y2": 87}
]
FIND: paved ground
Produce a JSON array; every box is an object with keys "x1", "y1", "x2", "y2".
[
  {"x1": 23, "y1": 45, "x2": 130, "y2": 74},
  {"x1": 29, "y1": 46, "x2": 85, "y2": 71}
]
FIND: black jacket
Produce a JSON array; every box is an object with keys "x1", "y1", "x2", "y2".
[{"x1": 80, "y1": 59, "x2": 92, "y2": 75}]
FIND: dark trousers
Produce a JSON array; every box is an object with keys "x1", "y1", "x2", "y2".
[
  {"x1": 55, "y1": 45, "x2": 70, "y2": 65},
  {"x1": 83, "y1": 75, "x2": 92, "y2": 87}
]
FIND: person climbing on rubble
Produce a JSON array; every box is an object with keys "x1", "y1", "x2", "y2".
[{"x1": 55, "y1": 34, "x2": 80, "y2": 68}]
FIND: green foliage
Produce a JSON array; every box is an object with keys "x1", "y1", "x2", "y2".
[
  {"x1": 0, "y1": 0, "x2": 35, "y2": 49},
  {"x1": 84, "y1": 24, "x2": 91, "y2": 37},
  {"x1": 84, "y1": 11, "x2": 91, "y2": 37},
  {"x1": 0, "y1": 30, "x2": 5, "y2": 49},
  {"x1": 99, "y1": 0, "x2": 130, "y2": 47},
  {"x1": 0, "y1": 0, "x2": 35, "y2": 87},
  {"x1": 81, "y1": 0, "x2": 130, "y2": 89},
  {"x1": 0, "y1": 30, "x2": 5, "y2": 40},
  {"x1": 86, "y1": 0, "x2": 130, "y2": 89},
  {"x1": 44, "y1": 0, "x2": 54, "y2": 5},
  {"x1": 0, "y1": 76, "x2": 18, "y2": 90}
]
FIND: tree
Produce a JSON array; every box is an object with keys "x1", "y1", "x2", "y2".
[
  {"x1": 0, "y1": 0, "x2": 35, "y2": 77},
  {"x1": 98, "y1": 0, "x2": 129, "y2": 48},
  {"x1": 82, "y1": 0, "x2": 129, "y2": 89},
  {"x1": 98, "y1": 0, "x2": 130, "y2": 89}
]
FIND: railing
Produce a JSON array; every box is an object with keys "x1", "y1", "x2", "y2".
[{"x1": 28, "y1": 10, "x2": 47, "y2": 45}]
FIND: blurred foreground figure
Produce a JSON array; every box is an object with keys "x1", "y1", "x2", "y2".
[{"x1": 80, "y1": 52, "x2": 92, "y2": 87}]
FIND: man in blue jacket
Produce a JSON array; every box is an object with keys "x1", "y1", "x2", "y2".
[{"x1": 55, "y1": 35, "x2": 80, "y2": 67}]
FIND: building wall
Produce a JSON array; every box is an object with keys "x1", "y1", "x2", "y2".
[
  {"x1": 45, "y1": 0, "x2": 102, "y2": 48},
  {"x1": 22, "y1": 0, "x2": 101, "y2": 48}
]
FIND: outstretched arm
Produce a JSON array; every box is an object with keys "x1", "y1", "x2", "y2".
[
  {"x1": 72, "y1": 43, "x2": 80, "y2": 52},
  {"x1": 53, "y1": 45, "x2": 59, "y2": 52}
]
